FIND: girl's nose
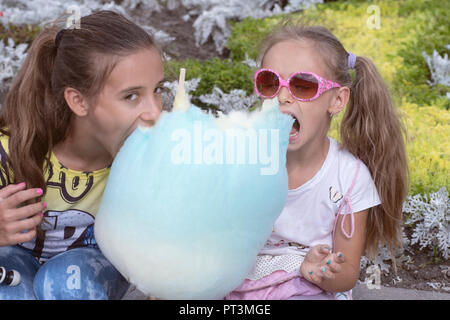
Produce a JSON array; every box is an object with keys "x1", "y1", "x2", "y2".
[
  {"x1": 139, "y1": 100, "x2": 162, "y2": 127},
  {"x1": 278, "y1": 86, "x2": 294, "y2": 106}
]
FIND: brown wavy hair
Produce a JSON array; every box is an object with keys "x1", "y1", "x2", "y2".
[
  {"x1": 259, "y1": 24, "x2": 409, "y2": 259},
  {"x1": 0, "y1": 10, "x2": 158, "y2": 198}
]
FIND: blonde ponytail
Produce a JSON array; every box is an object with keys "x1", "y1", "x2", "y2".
[{"x1": 341, "y1": 55, "x2": 409, "y2": 258}]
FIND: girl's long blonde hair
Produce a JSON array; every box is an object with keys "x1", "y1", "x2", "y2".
[{"x1": 259, "y1": 24, "x2": 409, "y2": 258}]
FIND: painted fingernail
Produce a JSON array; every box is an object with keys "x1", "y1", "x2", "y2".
[
  {"x1": 18, "y1": 182, "x2": 26, "y2": 187},
  {"x1": 326, "y1": 259, "x2": 331, "y2": 265},
  {"x1": 323, "y1": 246, "x2": 330, "y2": 251},
  {"x1": 36, "y1": 188, "x2": 43, "y2": 195},
  {"x1": 338, "y1": 253, "x2": 343, "y2": 258},
  {"x1": 309, "y1": 271, "x2": 313, "y2": 275},
  {"x1": 40, "y1": 212, "x2": 44, "y2": 217},
  {"x1": 321, "y1": 267, "x2": 326, "y2": 272},
  {"x1": 43, "y1": 202, "x2": 47, "y2": 208}
]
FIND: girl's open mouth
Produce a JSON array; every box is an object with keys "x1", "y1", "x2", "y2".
[{"x1": 289, "y1": 117, "x2": 300, "y2": 143}]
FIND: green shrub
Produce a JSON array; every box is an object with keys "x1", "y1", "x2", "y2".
[
  {"x1": 329, "y1": 100, "x2": 449, "y2": 196},
  {"x1": 227, "y1": 15, "x2": 282, "y2": 62},
  {"x1": 401, "y1": 101, "x2": 449, "y2": 194},
  {"x1": 394, "y1": 0, "x2": 450, "y2": 109}
]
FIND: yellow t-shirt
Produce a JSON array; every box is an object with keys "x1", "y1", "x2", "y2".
[{"x1": 0, "y1": 133, "x2": 111, "y2": 262}]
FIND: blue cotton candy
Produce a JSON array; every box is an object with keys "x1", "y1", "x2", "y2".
[{"x1": 94, "y1": 99, "x2": 294, "y2": 300}]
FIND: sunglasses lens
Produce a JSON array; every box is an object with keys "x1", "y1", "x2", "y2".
[
  {"x1": 289, "y1": 73, "x2": 318, "y2": 100},
  {"x1": 256, "y1": 70, "x2": 279, "y2": 97}
]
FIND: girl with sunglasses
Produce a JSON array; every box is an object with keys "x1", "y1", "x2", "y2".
[
  {"x1": 0, "y1": 11, "x2": 164, "y2": 299},
  {"x1": 226, "y1": 24, "x2": 408, "y2": 300}
]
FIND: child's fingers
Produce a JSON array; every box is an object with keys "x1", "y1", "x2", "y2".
[
  {"x1": 335, "y1": 252, "x2": 345, "y2": 264},
  {"x1": 12, "y1": 201, "x2": 46, "y2": 220},
  {"x1": 3, "y1": 188, "x2": 43, "y2": 210},
  {"x1": 0, "y1": 182, "x2": 26, "y2": 200},
  {"x1": 319, "y1": 266, "x2": 335, "y2": 280},
  {"x1": 306, "y1": 270, "x2": 324, "y2": 285},
  {"x1": 319, "y1": 245, "x2": 331, "y2": 255},
  {"x1": 326, "y1": 259, "x2": 342, "y2": 274},
  {"x1": 322, "y1": 254, "x2": 343, "y2": 273},
  {"x1": 8, "y1": 212, "x2": 44, "y2": 234},
  {"x1": 307, "y1": 244, "x2": 331, "y2": 262},
  {"x1": 10, "y1": 227, "x2": 37, "y2": 245}
]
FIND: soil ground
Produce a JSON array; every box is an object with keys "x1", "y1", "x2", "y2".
[{"x1": 358, "y1": 226, "x2": 449, "y2": 294}]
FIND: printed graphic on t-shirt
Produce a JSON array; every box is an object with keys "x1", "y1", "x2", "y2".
[
  {"x1": 19, "y1": 209, "x2": 96, "y2": 262},
  {"x1": 329, "y1": 186, "x2": 343, "y2": 203}
]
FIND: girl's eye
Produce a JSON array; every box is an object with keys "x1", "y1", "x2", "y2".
[
  {"x1": 154, "y1": 86, "x2": 165, "y2": 94},
  {"x1": 125, "y1": 93, "x2": 138, "y2": 101},
  {"x1": 294, "y1": 85, "x2": 312, "y2": 89}
]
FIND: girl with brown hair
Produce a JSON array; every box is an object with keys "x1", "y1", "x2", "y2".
[
  {"x1": 226, "y1": 24, "x2": 408, "y2": 300},
  {"x1": 0, "y1": 10, "x2": 164, "y2": 299}
]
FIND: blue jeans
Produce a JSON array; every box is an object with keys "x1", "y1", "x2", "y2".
[{"x1": 0, "y1": 245, "x2": 129, "y2": 300}]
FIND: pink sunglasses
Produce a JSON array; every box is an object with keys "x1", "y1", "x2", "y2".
[{"x1": 254, "y1": 68, "x2": 341, "y2": 102}]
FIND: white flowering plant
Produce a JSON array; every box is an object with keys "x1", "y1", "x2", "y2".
[
  {"x1": 403, "y1": 187, "x2": 449, "y2": 260},
  {"x1": 164, "y1": 0, "x2": 323, "y2": 53},
  {"x1": 199, "y1": 87, "x2": 258, "y2": 114},
  {"x1": 422, "y1": 46, "x2": 450, "y2": 87},
  {"x1": 422, "y1": 45, "x2": 450, "y2": 101},
  {"x1": 0, "y1": 38, "x2": 27, "y2": 100},
  {"x1": 360, "y1": 187, "x2": 449, "y2": 282}
]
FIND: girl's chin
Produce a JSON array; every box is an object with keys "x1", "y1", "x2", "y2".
[{"x1": 287, "y1": 139, "x2": 303, "y2": 153}]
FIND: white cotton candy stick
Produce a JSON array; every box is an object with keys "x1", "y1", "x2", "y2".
[{"x1": 173, "y1": 68, "x2": 190, "y2": 111}]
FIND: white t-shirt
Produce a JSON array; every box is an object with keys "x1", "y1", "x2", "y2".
[{"x1": 246, "y1": 137, "x2": 381, "y2": 280}]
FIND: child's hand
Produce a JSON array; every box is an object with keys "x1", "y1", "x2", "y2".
[
  {"x1": 0, "y1": 183, "x2": 46, "y2": 247},
  {"x1": 300, "y1": 244, "x2": 345, "y2": 285}
]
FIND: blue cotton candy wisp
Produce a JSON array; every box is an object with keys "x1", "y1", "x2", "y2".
[{"x1": 94, "y1": 70, "x2": 294, "y2": 300}]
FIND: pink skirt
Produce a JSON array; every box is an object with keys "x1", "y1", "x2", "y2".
[{"x1": 225, "y1": 270, "x2": 335, "y2": 300}]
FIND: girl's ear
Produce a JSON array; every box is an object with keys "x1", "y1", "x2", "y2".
[
  {"x1": 328, "y1": 86, "x2": 350, "y2": 116},
  {"x1": 64, "y1": 87, "x2": 89, "y2": 116}
]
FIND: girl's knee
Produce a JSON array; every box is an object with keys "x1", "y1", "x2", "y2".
[
  {"x1": 33, "y1": 247, "x2": 129, "y2": 300},
  {"x1": 0, "y1": 246, "x2": 39, "y2": 300}
]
